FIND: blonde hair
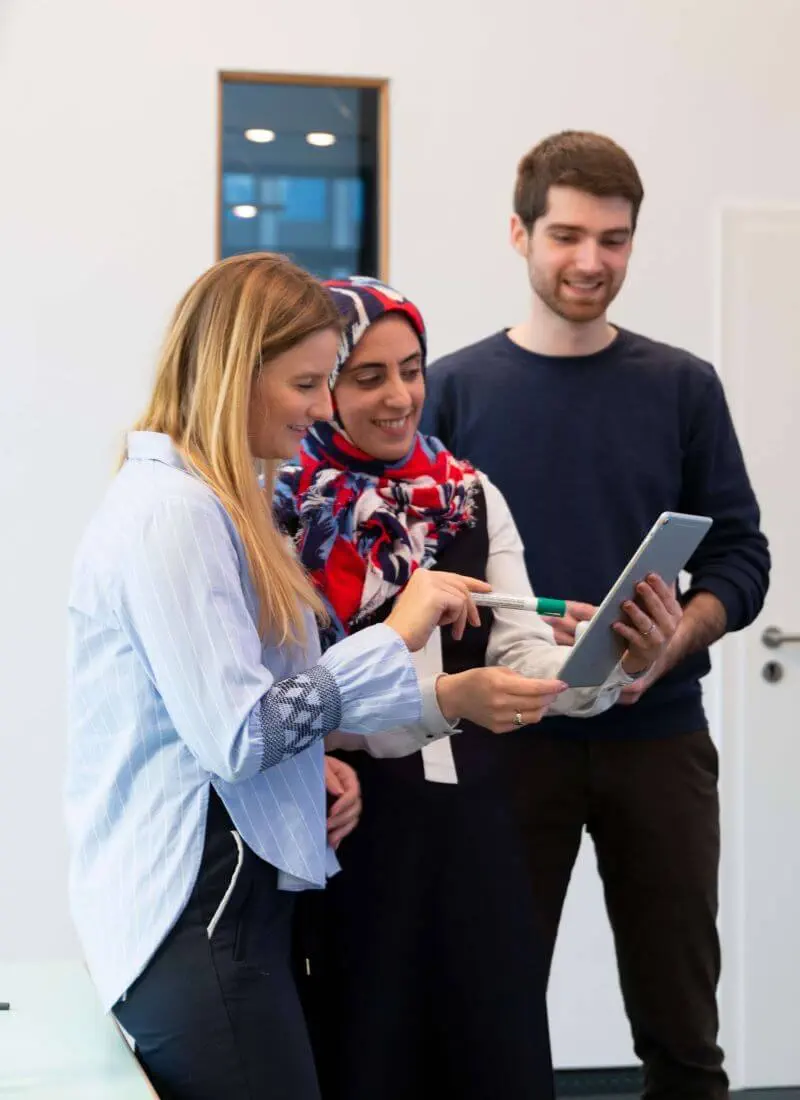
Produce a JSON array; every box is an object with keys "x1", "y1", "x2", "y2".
[{"x1": 131, "y1": 252, "x2": 338, "y2": 644}]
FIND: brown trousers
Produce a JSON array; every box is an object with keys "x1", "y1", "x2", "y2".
[{"x1": 508, "y1": 728, "x2": 729, "y2": 1100}]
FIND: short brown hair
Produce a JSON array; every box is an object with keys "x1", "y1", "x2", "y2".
[{"x1": 514, "y1": 131, "x2": 644, "y2": 232}]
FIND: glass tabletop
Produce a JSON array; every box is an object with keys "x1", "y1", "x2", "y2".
[{"x1": 0, "y1": 960, "x2": 156, "y2": 1098}]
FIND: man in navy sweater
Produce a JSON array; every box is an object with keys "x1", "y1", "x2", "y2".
[{"x1": 421, "y1": 131, "x2": 769, "y2": 1100}]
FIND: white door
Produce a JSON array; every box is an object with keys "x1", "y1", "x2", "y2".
[{"x1": 718, "y1": 207, "x2": 800, "y2": 1089}]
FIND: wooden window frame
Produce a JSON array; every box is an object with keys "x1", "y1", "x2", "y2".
[{"x1": 217, "y1": 71, "x2": 390, "y2": 280}]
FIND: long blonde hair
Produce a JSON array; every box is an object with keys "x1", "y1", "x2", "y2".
[{"x1": 131, "y1": 252, "x2": 338, "y2": 644}]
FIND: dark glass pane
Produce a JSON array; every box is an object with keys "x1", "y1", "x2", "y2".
[
  {"x1": 223, "y1": 206, "x2": 258, "y2": 253},
  {"x1": 220, "y1": 79, "x2": 381, "y2": 279},
  {"x1": 283, "y1": 177, "x2": 326, "y2": 223},
  {"x1": 223, "y1": 172, "x2": 256, "y2": 205}
]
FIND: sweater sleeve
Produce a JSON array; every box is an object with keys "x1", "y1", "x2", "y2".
[{"x1": 678, "y1": 367, "x2": 770, "y2": 632}]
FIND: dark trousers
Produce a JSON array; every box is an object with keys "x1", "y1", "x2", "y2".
[
  {"x1": 298, "y1": 758, "x2": 555, "y2": 1100},
  {"x1": 114, "y1": 789, "x2": 321, "y2": 1100},
  {"x1": 509, "y1": 728, "x2": 728, "y2": 1100}
]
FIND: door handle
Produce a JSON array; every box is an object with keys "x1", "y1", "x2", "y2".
[{"x1": 762, "y1": 626, "x2": 800, "y2": 649}]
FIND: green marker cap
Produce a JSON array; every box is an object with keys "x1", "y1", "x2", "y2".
[{"x1": 536, "y1": 598, "x2": 567, "y2": 618}]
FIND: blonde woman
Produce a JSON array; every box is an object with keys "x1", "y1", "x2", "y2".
[{"x1": 64, "y1": 254, "x2": 523, "y2": 1100}]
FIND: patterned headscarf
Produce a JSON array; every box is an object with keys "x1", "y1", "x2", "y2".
[
  {"x1": 274, "y1": 277, "x2": 478, "y2": 649},
  {"x1": 324, "y1": 276, "x2": 427, "y2": 389}
]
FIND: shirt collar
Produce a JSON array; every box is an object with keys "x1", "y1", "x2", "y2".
[{"x1": 126, "y1": 431, "x2": 186, "y2": 470}]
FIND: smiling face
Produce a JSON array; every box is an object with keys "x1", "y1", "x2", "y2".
[
  {"x1": 248, "y1": 327, "x2": 339, "y2": 460},
  {"x1": 512, "y1": 184, "x2": 634, "y2": 324},
  {"x1": 332, "y1": 313, "x2": 425, "y2": 461}
]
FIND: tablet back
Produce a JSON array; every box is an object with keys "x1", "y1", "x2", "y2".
[{"x1": 558, "y1": 512, "x2": 713, "y2": 688}]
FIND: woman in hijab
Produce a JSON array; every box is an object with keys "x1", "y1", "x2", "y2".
[{"x1": 275, "y1": 277, "x2": 681, "y2": 1100}]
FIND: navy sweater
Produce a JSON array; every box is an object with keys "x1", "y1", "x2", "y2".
[{"x1": 421, "y1": 328, "x2": 770, "y2": 738}]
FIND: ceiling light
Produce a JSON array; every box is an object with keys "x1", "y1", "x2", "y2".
[
  {"x1": 306, "y1": 131, "x2": 337, "y2": 148},
  {"x1": 244, "y1": 128, "x2": 276, "y2": 144},
  {"x1": 231, "y1": 204, "x2": 258, "y2": 219}
]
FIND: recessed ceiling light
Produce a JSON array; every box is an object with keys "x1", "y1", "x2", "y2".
[
  {"x1": 231, "y1": 204, "x2": 258, "y2": 219},
  {"x1": 244, "y1": 128, "x2": 276, "y2": 144},
  {"x1": 306, "y1": 131, "x2": 337, "y2": 147}
]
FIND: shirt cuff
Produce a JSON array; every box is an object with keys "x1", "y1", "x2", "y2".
[
  {"x1": 416, "y1": 674, "x2": 461, "y2": 745},
  {"x1": 611, "y1": 660, "x2": 638, "y2": 684},
  {"x1": 319, "y1": 623, "x2": 422, "y2": 735}
]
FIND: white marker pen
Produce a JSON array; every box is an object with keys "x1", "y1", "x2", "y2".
[{"x1": 472, "y1": 594, "x2": 567, "y2": 617}]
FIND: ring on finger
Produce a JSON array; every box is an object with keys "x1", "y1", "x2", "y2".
[
  {"x1": 640, "y1": 622, "x2": 655, "y2": 637},
  {"x1": 513, "y1": 711, "x2": 523, "y2": 728}
]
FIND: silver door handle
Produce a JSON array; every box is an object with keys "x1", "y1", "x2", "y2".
[{"x1": 762, "y1": 626, "x2": 800, "y2": 649}]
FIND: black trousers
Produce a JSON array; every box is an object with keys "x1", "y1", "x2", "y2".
[
  {"x1": 297, "y1": 756, "x2": 555, "y2": 1100},
  {"x1": 114, "y1": 789, "x2": 321, "y2": 1100},
  {"x1": 508, "y1": 728, "x2": 728, "y2": 1100}
]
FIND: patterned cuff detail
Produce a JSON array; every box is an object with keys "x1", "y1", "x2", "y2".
[{"x1": 257, "y1": 664, "x2": 343, "y2": 771}]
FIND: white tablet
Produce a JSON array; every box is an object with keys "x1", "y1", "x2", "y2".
[{"x1": 558, "y1": 511, "x2": 713, "y2": 688}]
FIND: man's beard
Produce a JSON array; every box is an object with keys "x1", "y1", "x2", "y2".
[{"x1": 531, "y1": 269, "x2": 620, "y2": 323}]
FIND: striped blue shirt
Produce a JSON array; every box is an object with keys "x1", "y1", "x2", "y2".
[{"x1": 65, "y1": 432, "x2": 422, "y2": 1011}]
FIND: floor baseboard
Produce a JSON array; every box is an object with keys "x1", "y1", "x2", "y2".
[
  {"x1": 554, "y1": 1068, "x2": 800, "y2": 1098},
  {"x1": 555, "y1": 1068, "x2": 642, "y2": 1096}
]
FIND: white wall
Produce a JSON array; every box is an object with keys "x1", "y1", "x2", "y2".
[{"x1": 1, "y1": 0, "x2": 798, "y2": 1083}]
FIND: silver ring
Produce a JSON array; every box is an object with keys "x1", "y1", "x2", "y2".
[
  {"x1": 513, "y1": 711, "x2": 523, "y2": 728},
  {"x1": 641, "y1": 622, "x2": 655, "y2": 637}
]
